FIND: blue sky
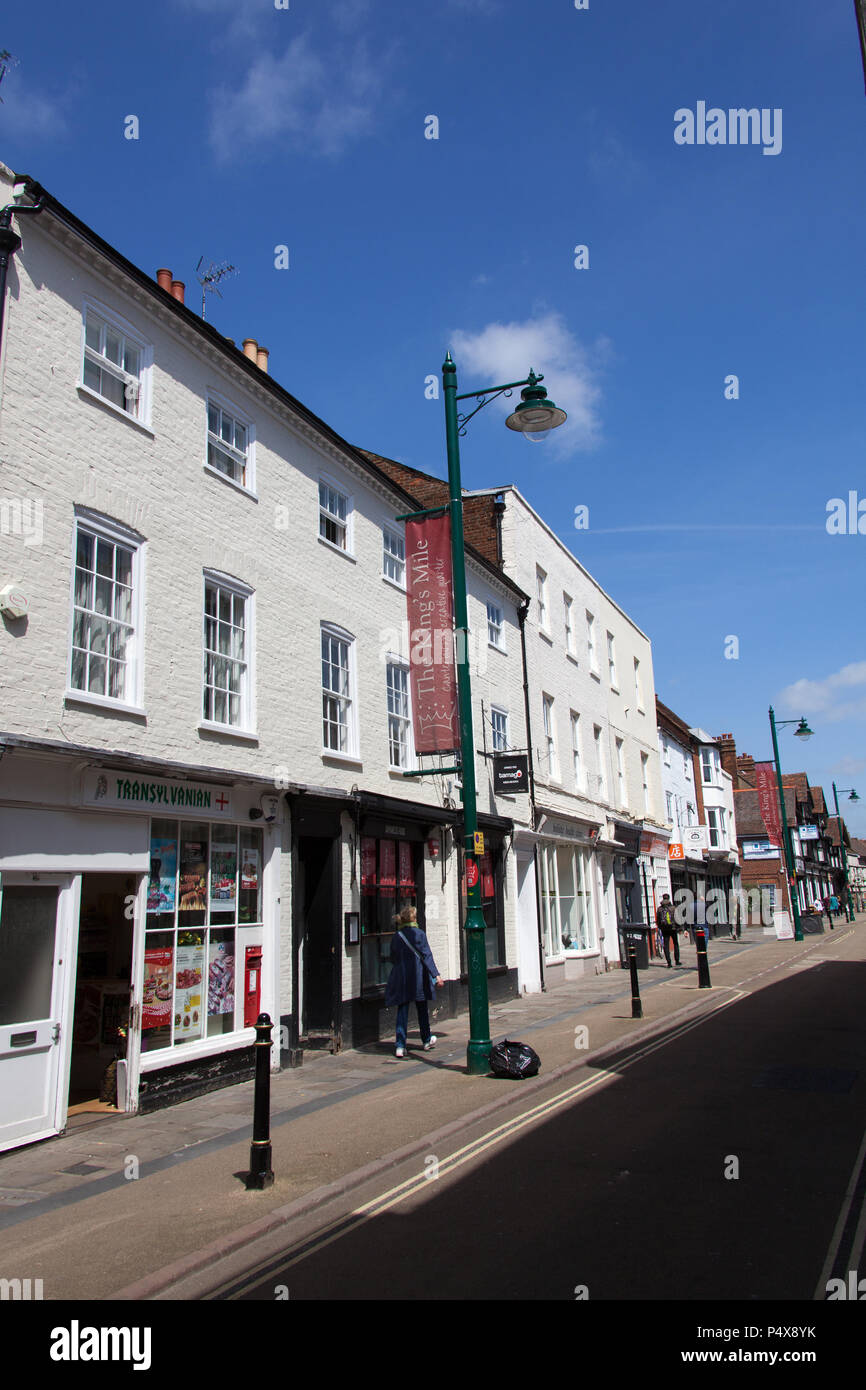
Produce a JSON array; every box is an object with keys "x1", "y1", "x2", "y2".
[{"x1": 2, "y1": 0, "x2": 865, "y2": 832}]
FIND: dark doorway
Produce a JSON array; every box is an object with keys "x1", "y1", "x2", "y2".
[
  {"x1": 70, "y1": 873, "x2": 136, "y2": 1113},
  {"x1": 299, "y1": 835, "x2": 340, "y2": 1047}
]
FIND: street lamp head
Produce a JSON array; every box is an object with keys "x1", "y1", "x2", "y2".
[
  {"x1": 794, "y1": 718, "x2": 814, "y2": 740},
  {"x1": 505, "y1": 370, "x2": 567, "y2": 442},
  {"x1": 849, "y1": 790, "x2": 860, "y2": 802}
]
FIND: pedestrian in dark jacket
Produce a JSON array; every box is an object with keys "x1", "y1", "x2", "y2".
[
  {"x1": 385, "y1": 906, "x2": 443, "y2": 1057},
  {"x1": 655, "y1": 893, "x2": 680, "y2": 967}
]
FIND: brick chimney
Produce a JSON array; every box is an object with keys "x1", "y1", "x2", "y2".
[
  {"x1": 736, "y1": 752, "x2": 756, "y2": 786},
  {"x1": 716, "y1": 733, "x2": 738, "y2": 783}
]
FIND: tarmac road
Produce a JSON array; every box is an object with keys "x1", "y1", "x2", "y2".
[{"x1": 167, "y1": 931, "x2": 866, "y2": 1303}]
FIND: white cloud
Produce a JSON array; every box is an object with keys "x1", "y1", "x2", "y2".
[
  {"x1": 779, "y1": 662, "x2": 866, "y2": 722},
  {"x1": 208, "y1": 33, "x2": 382, "y2": 160},
  {"x1": 0, "y1": 74, "x2": 71, "y2": 139},
  {"x1": 450, "y1": 311, "x2": 604, "y2": 455}
]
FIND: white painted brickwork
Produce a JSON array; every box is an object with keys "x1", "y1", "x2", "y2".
[{"x1": 0, "y1": 178, "x2": 528, "y2": 1021}]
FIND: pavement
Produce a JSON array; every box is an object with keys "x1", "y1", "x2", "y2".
[{"x1": 0, "y1": 919, "x2": 859, "y2": 1300}]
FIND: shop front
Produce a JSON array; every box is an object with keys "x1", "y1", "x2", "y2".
[
  {"x1": 456, "y1": 814, "x2": 517, "y2": 1001},
  {"x1": 535, "y1": 813, "x2": 604, "y2": 981},
  {"x1": 0, "y1": 749, "x2": 279, "y2": 1151}
]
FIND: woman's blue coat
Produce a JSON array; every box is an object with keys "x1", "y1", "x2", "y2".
[{"x1": 384, "y1": 926, "x2": 440, "y2": 1006}]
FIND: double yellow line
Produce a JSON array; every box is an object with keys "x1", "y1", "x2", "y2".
[{"x1": 216, "y1": 991, "x2": 744, "y2": 1298}]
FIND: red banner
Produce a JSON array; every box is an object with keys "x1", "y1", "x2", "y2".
[
  {"x1": 755, "y1": 762, "x2": 784, "y2": 847},
  {"x1": 480, "y1": 851, "x2": 495, "y2": 900},
  {"x1": 406, "y1": 512, "x2": 459, "y2": 754}
]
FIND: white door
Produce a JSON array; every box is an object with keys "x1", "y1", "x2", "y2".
[{"x1": 0, "y1": 875, "x2": 76, "y2": 1153}]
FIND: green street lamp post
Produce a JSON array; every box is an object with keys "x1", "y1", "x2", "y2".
[
  {"x1": 401, "y1": 356, "x2": 566, "y2": 1075},
  {"x1": 445, "y1": 355, "x2": 566, "y2": 1073},
  {"x1": 831, "y1": 783, "x2": 859, "y2": 922},
  {"x1": 768, "y1": 708, "x2": 814, "y2": 943}
]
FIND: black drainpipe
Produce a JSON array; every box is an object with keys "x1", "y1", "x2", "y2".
[
  {"x1": 518, "y1": 597, "x2": 546, "y2": 991},
  {"x1": 0, "y1": 184, "x2": 46, "y2": 353}
]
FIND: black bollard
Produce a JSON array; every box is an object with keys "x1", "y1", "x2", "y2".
[
  {"x1": 628, "y1": 937, "x2": 642, "y2": 1019},
  {"x1": 695, "y1": 928, "x2": 712, "y2": 989},
  {"x1": 246, "y1": 1012, "x2": 275, "y2": 1190}
]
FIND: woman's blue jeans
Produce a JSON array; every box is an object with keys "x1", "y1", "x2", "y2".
[{"x1": 396, "y1": 1000, "x2": 431, "y2": 1047}]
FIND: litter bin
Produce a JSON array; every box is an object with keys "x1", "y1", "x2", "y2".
[{"x1": 618, "y1": 924, "x2": 651, "y2": 970}]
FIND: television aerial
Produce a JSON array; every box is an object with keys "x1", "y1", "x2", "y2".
[
  {"x1": 195, "y1": 257, "x2": 238, "y2": 321},
  {"x1": 0, "y1": 51, "x2": 20, "y2": 101}
]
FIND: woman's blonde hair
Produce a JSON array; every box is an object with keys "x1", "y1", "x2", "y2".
[{"x1": 399, "y1": 905, "x2": 418, "y2": 925}]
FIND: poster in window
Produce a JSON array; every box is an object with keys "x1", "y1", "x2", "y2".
[
  {"x1": 179, "y1": 841, "x2": 207, "y2": 911},
  {"x1": 147, "y1": 837, "x2": 177, "y2": 913},
  {"x1": 174, "y1": 939, "x2": 205, "y2": 1041},
  {"x1": 207, "y1": 940, "x2": 235, "y2": 1018},
  {"x1": 142, "y1": 947, "x2": 174, "y2": 1030},
  {"x1": 240, "y1": 849, "x2": 259, "y2": 891},
  {"x1": 210, "y1": 839, "x2": 238, "y2": 910},
  {"x1": 379, "y1": 840, "x2": 396, "y2": 895},
  {"x1": 361, "y1": 837, "x2": 377, "y2": 893},
  {"x1": 481, "y1": 851, "x2": 495, "y2": 900},
  {"x1": 398, "y1": 840, "x2": 414, "y2": 888}
]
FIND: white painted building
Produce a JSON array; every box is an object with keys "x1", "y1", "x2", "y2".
[
  {"x1": 489, "y1": 487, "x2": 669, "y2": 983},
  {"x1": 0, "y1": 163, "x2": 530, "y2": 1150}
]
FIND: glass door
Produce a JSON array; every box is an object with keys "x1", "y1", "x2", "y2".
[{"x1": 0, "y1": 878, "x2": 72, "y2": 1153}]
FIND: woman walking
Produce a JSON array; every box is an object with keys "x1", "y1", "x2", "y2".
[{"x1": 385, "y1": 905, "x2": 443, "y2": 1058}]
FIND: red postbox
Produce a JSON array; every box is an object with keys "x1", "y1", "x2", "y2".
[{"x1": 244, "y1": 946, "x2": 263, "y2": 1028}]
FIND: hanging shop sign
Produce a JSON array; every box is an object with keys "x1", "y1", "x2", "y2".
[
  {"x1": 668, "y1": 843, "x2": 685, "y2": 860},
  {"x1": 682, "y1": 826, "x2": 709, "y2": 853},
  {"x1": 797, "y1": 824, "x2": 820, "y2": 841},
  {"x1": 82, "y1": 768, "x2": 234, "y2": 818},
  {"x1": 493, "y1": 754, "x2": 529, "y2": 795},
  {"x1": 405, "y1": 512, "x2": 459, "y2": 754}
]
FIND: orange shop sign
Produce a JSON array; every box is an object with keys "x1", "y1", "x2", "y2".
[{"x1": 668, "y1": 843, "x2": 685, "y2": 860}]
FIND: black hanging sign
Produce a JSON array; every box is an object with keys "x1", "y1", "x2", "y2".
[{"x1": 494, "y1": 754, "x2": 529, "y2": 795}]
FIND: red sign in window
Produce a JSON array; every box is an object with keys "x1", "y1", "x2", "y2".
[
  {"x1": 480, "y1": 851, "x2": 494, "y2": 900},
  {"x1": 361, "y1": 837, "x2": 377, "y2": 892},
  {"x1": 466, "y1": 859, "x2": 479, "y2": 889},
  {"x1": 398, "y1": 841, "x2": 414, "y2": 888},
  {"x1": 380, "y1": 840, "x2": 396, "y2": 894}
]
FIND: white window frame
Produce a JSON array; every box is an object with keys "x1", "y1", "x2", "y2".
[
  {"x1": 634, "y1": 657, "x2": 644, "y2": 711},
  {"x1": 615, "y1": 737, "x2": 626, "y2": 807},
  {"x1": 487, "y1": 601, "x2": 505, "y2": 651},
  {"x1": 201, "y1": 571, "x2": 255, "y2": 735},
  {"x1": 707, "y1": 807, "x2": 724, "y2": 849},
  {"x1": 67, "y1": 509, "x2": 146, "y2": 713},
  {"x1": 607, "y1": 631, "x2": 618, "y2": 690},
  {"x1": 80, "y1": 299, "x2": 153, "y2": 428},
  {"x1": 594, "y1": 725, "x2": 608, "y2": 801},
  {"x1": 666, "y1": 791, "x2": 674, "y2": 821},
  {"x1": 663, "y1": 738, "x2": 671, "y2": 767},
  {"x1": 318, "y1": 476, "x2": 354, "y2": 555},
  {"x1": 386, "y1": 656, "x2": 412, "y2": 769},
  {"x1": 701, "y1": 748, "x2": 715, "y2": 785},
  {"x1": 641, "y1": 752, "x2": 650, "y2": 814},
  {"x1": 204, "y1": 391, "x2": 256, "y2": 495},
  {"x1": 542, "y1": 693, "x2": 559, "y2": 780},
  {"x1": 490, "y1": 706, "x2": 509, "y2": 753},
  {"x1": 564, "y1": 593, "x2": 576, "y2": 657},
  {"x1": 321, "y1": 621, "x2": 359, "y2": 759},
  {"x1": 684, "y1": 754, "x2": 692, "y2": 781},
  {"x1": 382, "y1": 526, "x2": 406, "y2": 589},
  {"x1": 570, "y1": 711, "x2": 583, "y2": 791},
  {"x1": 536, "y1": 567, "x2": 549, "y2": 635},
  {"x1": 586, "y1": 611, "x2": 598, "y2": 676}
]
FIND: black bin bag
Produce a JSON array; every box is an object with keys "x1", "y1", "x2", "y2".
[{"x1": 489, "y1": 1038, "x2": 541, "y2": 1079}]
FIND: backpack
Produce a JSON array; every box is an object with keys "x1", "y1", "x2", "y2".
[{"x1": 660, "y1": 905, "x2": 674, "y2": 928}]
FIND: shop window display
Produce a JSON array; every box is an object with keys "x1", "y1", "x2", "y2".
[
  {"x1": 143, "y1": 819, "x2": 263, "y2": 1052},
  {"x1": 360, "y1": 837, "x2": 419, "y2": 989}
]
